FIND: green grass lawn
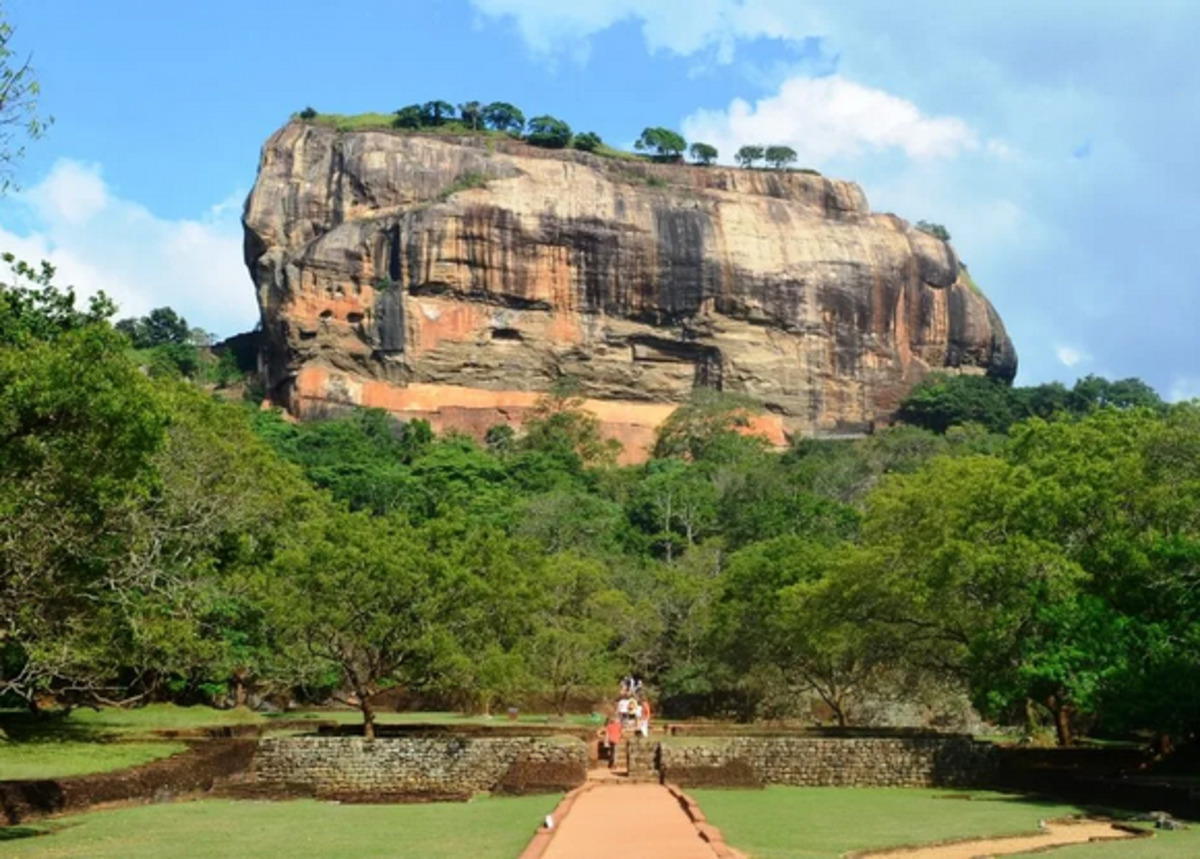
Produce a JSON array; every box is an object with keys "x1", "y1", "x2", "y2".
[
  {"x1": 0, "y1": 796, "x2": 557, "y2": 858},
  {"x1": 691, "y1": 787, "x2": 1086, "y2": 859},
  {"x1": 1043, "y1": 826, "x2": 1200, "y2": 857},
  {"x1": 0, "y1": 740, "x2": 188, "y2": 781}
]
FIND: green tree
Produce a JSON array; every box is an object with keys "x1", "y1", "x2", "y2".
[
  {"x1": 653, "y1": 389, "x2": 766, "y2": 462},
  {"x1": 1068, "y1": 374, "x2": 1163, "y2": 413},
  {"x1": 635, "y1": 127, "x2": 687, "y2": 161},
  {"x1": 482, "y1": 102, "x2": 525, "y2": 133},
  {"x1": 521, "y1": 382, "x2": 621, "y2": 469},
  {"x1": 0, "y1": 12, "x2": 51, "y2": 192},
  {"x1": 689, "y1": 142, "x2": 718, "y2": 165},
  {"x1": 764, "y1": 145, "x2": 798, "y2": 170},
  {"x1": 521, "y1": 554, "x2": 621, "y2": 715},
  {"x1": 298, "y1": 106, "x2": 317, "y2": 120},
  {"x1": 0, "y1": 255, "x2": 115, "y2": 347},
  {"x1": 457, "y1": 100, "x2": 483, "y2": 130},
  {"x1": 896, "y1": 374, "x2": 1019, "y2": 434},
  {"x1": 420, "y1": 100, "x2": 456, "y2": 126},
  {"x1": 393, "y1": 104, "x2": 424, "y2": 129},
  {"x1": 0, "y1": 324, "x2": 168, "y2": 708},
  {"x1": 572, "y1": 131, "x2": 602, "y2": 152},
  {"x1": 735, "y1": 145, "x2": 765, "y2": 168},
  {"x1": 267, "y1": 510, "x2": 446, "y2": 737},
  {"x1": 525, "y1": 115, "x2": 572, "y2": 149}
]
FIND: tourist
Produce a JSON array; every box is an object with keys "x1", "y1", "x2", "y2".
[
  {"x1": 617, "y1": 693, "x2": 631, "y2": 726},
  {"x1": 637, "y1": 696, "x2": 652, "y2": 737},
  {"x1": 602, "y1": 715, "x2": 623, "y2": 768}
]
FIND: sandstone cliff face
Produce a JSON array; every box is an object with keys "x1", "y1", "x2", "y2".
[{"x1": 244, "y1": 122, "x2": 1016, "y2": 461}]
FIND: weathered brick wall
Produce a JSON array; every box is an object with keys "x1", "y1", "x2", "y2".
[
  {"x1": 659, "y1": 736, "x2": 995, "y2": 788},
  {"x1": 253, "y1": 736, "x2": 587, "y2": 798}
]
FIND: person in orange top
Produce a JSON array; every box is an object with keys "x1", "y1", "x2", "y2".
[{"x1": 603, "y1": 715, "x2": 623, "y2": 768}]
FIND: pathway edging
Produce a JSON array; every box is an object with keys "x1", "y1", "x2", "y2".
[
  {"x1": 516, "y1": 781, "x2": 597, "y2": 859},
  {"x1": 664, "y1": 782, "x2": 747, "y2": 859}
]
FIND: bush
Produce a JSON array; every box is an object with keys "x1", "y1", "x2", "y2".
[{"x1": 298, "y1": 107, "x2": 318, "y2": 120}]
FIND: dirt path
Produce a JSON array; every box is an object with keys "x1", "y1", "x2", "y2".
[
  {"x1": 541, "y1": 783, "x2": 718, "y2": 859},
  {"x1": 860, "y1": 819, "x2": 1136, "y2": 858}
]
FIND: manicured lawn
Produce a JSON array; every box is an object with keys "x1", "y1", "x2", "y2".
[
  {"x1": 1046, "y1": 826, "x2": 1200, "y2": 857},
  {"x1": 691, "y1": 787, "x2": 1084, "y2": 859},
  {"x1": 0, "y1": 796, "x2": 557, "y2": 858},
  {"x1": 0, "y1": 740, "x2": 188, "y2": 780}
]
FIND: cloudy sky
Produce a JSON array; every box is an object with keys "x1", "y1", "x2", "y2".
[{"x1": 2, "y1": 0, "x2": 1197, "y2": 394}]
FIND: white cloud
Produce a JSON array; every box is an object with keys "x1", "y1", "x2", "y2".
[
  {"x1": 1168, "y1": 378, "x2": 1200, "y2": 404},
  {"x1": 0, "y1": 159, "x2": 254, "y2": 339},
  {"x1": 682, "y1": 75, "x2": 979, "y2": 166},
  {"x1": 469, "y1": 0, "x2": 820, "y2": 59},
  {"x1": 1055, "y1": 346, "x2": 1090, "y2": 369},
  {"x1": 28, "y1": 160, "x2": 109, "y2": 225}
]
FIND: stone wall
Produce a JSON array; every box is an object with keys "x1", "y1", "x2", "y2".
[
  {"x1": 253, "y1": 736, "x2": 587, "y2": 799},
  {"x1": 659, "y1": 736, "x2": 995, "y2": 789}
]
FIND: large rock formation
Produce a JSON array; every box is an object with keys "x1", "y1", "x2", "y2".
[{"x1": 244, "y1": 121, "x2": 1016, "y2": 461}]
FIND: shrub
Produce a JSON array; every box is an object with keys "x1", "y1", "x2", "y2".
[{"x1": 298, "y1": 107, "x2": 318, "y2": 120}]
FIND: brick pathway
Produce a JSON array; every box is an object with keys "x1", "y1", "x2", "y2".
[{"x1": 541, "y1": 783, "x2": 718, "y2": 859}]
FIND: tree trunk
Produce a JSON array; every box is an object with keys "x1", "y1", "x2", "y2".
[
  {"x1": 1051, "y1": 700, "x2": 1074, "y2": 746},
  {"x1": 359, "y1": 694, "x2": 376, "y2": 740},
  {"x1": 232, "y1": 673, "x2": 247, "y2": 708}
]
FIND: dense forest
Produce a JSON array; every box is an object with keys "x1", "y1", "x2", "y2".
[{"x1": 2, "y1": 258, "x2": 1197, "y2": 747}]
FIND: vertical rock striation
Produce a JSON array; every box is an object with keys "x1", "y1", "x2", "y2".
[{"x1": 244, "y1": 122, "x2": 1016, "y2": 461}]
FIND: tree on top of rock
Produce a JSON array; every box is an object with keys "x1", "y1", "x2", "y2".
[
  {"x1": 765, "y1": 145, "x2": 798, "y2": 170},
  {"x1": 735, "y1": 145, "x2": 765, "y2": 168},
  {"x1": 420, "y1": 100, "x2": 456, "y2": 126},
  {"x1": 573, "y1": 131, "x2": 603, "y2": 152},
  {"x1": 458, "y1": 101, "x2": 483, "y2": 131},
  {"x1": 525, "y1": 115, "x2": 572, "y2": 149},
  {"x1": 689, "y1": 142, "x2": 718, "y2": 165},
  {"x1": 393, "y1": 104, "x2": 424, "y2": 129},
  {"x1": 482, "y1": 102, "x2": 525, "y2": 134},
  {"x1": 635, "y1": 127, "x2": 687, "y2": 162}
]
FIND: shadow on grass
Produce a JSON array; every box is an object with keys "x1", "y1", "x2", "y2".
[
  {"x1": 938, "y1": 790, "x2": 1161, "y2": 823},
  {"x1": 0, "y1": 826, "x2": 46, "y2": 841},
  {"x1": 0, "y1": 711, "x2": 112, "y2": 745}
]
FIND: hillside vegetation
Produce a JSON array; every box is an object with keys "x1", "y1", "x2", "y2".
[{"x1": 1, "y1": 255, "x2": 1197, "y2": 753}]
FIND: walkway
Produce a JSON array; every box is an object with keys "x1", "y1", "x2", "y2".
[{"x1": 541, "y1": 783, "x2": 718, "y2": 859}]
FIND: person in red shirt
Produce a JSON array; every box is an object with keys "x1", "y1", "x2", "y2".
[{"x1": 603, "y1": 715, "x2": 623, "y2": 768}]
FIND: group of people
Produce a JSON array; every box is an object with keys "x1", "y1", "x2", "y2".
[{"x1": 598, "y1": 676, "x2": 652, "y2": 769}]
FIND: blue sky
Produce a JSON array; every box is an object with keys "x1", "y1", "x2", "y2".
[{"x1": 2, "y1": 0, "x2": 1198, "y2": 397}]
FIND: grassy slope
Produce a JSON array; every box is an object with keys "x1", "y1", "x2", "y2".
[
  {"x1": 0, "y1": 796, "x2": 557, "y2": 858},
  {"x1": 0, "y1": 741, "x2": 189, "y2": 780},
  {"x1": 0, "y1": 705, "x2": 263, "y2": 780},
  {"x1": 692, "y1": 787, "x2": 1083, "y2": 859}
]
